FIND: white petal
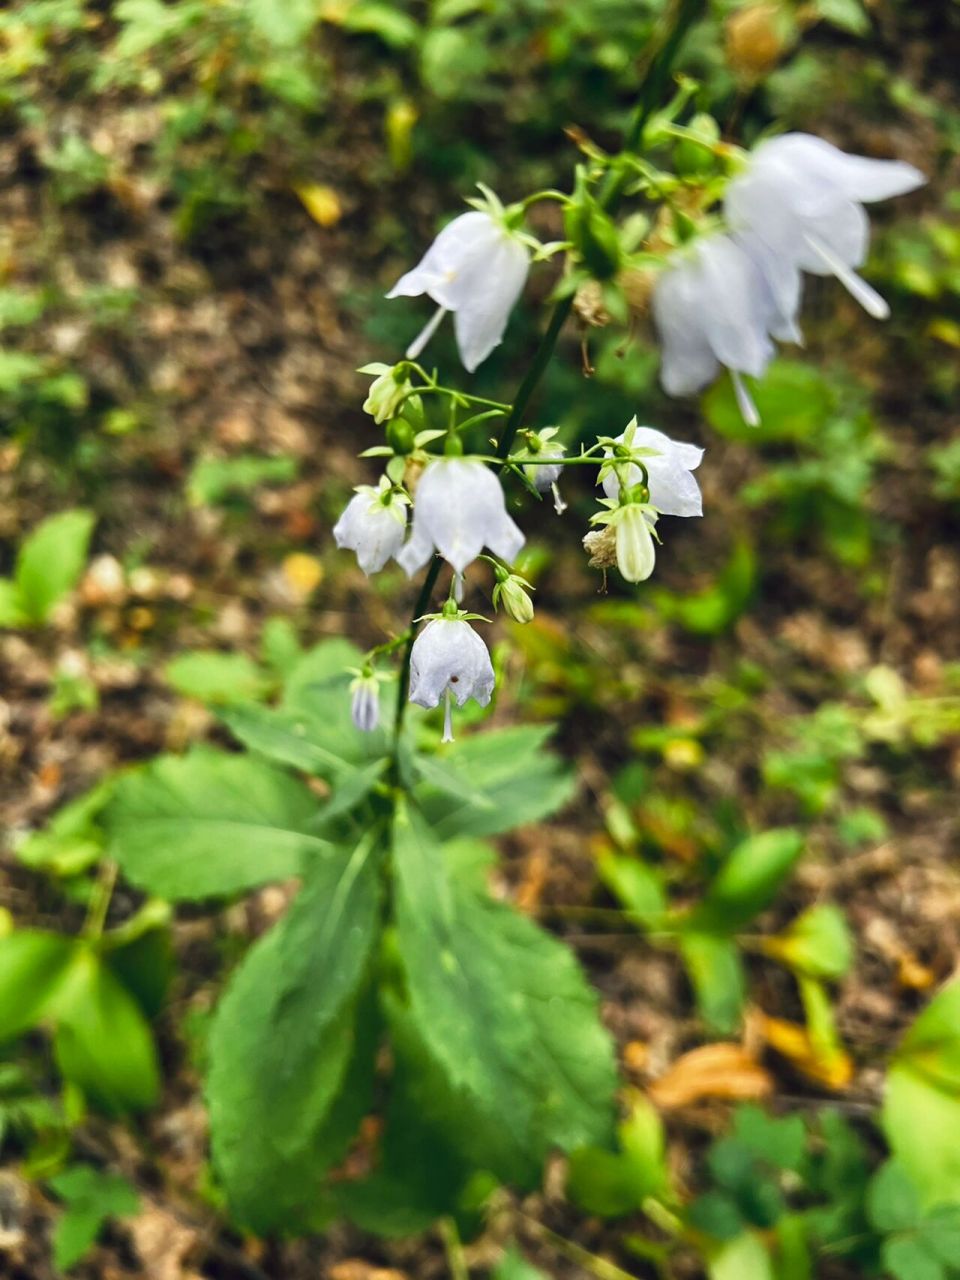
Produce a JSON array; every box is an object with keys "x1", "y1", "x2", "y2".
[
  {"x1": 396, "y1": 522, "x2": 434, "y2": 577},
  {"x1": 757, "y1": 133, "x2": 925, "y2": 204},
  {"x1": 615, "y1": 507, "x2": 657, "y2": 583},
  {"x1": 333, "y1": 494, "x2": 406, "y2": 575},
  {"x1": 412, "y1": 458, "x2": 524, "y2": 574},
  {"x1": 451, "y1": 232, "x2": 530, "y2": 371},
  {"x1": 696, "y1": 237, "x2": 774, "y2": 379},
  {"x1": 408, "y1": 619, "x2": 494, "y2": 709},
  {"x1": 602, "y1": 426, "x2": 703, "y2": 517},
  {"x1": 652, "y1": 263, "x2": 719, "y2": 395}
]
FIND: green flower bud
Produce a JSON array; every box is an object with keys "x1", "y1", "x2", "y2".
[
  {"x1": 386, "y1": 417, "x2": 416, "y2": 455},
  {"x1": 492, "y1": 571, "x2": 535, "y2": 624},
  {"x1": 675, "y1": 114, "x2": 721, "y2": 178}
]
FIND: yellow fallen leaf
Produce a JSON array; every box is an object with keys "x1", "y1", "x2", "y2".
[
  {"x1": 648, "y1": 1042, "x2": 773, "y2": 1109},
  {"x1": 282, "y1": 552, "x2": 324, "y2": 601},
  {"x1": 295, "y1": 183, "x2": 342, "y2": 228},
  {"x1": 755, "y1": 1012, "x2": 853, "y2": 1090}
]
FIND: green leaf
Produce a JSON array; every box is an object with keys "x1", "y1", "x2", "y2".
[
  {"x1": 568, "y1": 1095, "x2": 668, "y2": 1217},
  {"x1": 0, "y1": 931, "x2": 76, "y2": 1042},
  {"x1": 186, "y1": 453, "x2": 297, "y2": 507},
  {"x1": 53, "y1": 950, "x2": 160, "y2": 1114},
  {"x1": 14, "y1": 509, "x2": 95, "y2": 625},
  {"x1": 923, "y1": 1204, "x2": 960, "y2": 1265},
  {"x1": 702, "y1": 360, "x2": 836, "y2": 445},
  {"x1": 814, "y1": 0, "x2": 870, "y2": 34},
  {"x1": 884, "y1": 982, "x2": 960, "y2": 1208},
  {"x1": 340, "y1": 1, "x2": 420, "y2": 47},
  {"x1": 0, "y1": 579, "x2": 25, "y2": 627},
  {"x1": 414, "y1": 726, "x2": 576, "y2": 839},
  {"x1": 49, "y1": 1164, "x2": 139, "y2": 1271},
  {"x1": 882, "y1": 1236, "x2": 944, "y2": 1280},
  {"x1": 493, "y1": 1246, "x2": 549, "y2": 1280},
  {"x1": 15, "y1": 779, "x2": 113, "y2": 877},
  {"x1": 165, "y1": 651, "x2": 271, "y2": 705},
  {"x1": 104, "y1": 749, "x2": 331, "y2": 900},
  {"x1": 762, "y1": 904, "x2": 854, "y2": 981},
  {"x1": 208, "y1": 833, "x2": 383, "y2": 1233},
  {"x1": 866, "y1": 1161, "x2": 923, "y2": 1233},
  {"x1": 679, "y1": 932, "x2": 746, "y2": 1034},
  {"x1": 391, "y1": 801, "x2": 617, "y2": 1183},
  {"x1": 220, "y1": 702, "x2": 379, "y2": 778},
  {"x1": 690, "y1": 1191, "x2": 745, "y2": 1242},
  {"x1": 707, "y1": 1231, "x2": 776, "y2": 1280},
  {"x1": 732, "y1": 1105, "x2": 806, "y2": 1173},
  {"x1": 653, "y1": 540, "x2": 757, "y2": 635},
  {"x1": 692, "y1": 829, "x2": 805, "y2": 935},
  {"x1": 598, "y1": 852, "x2": 666, "y2": 925}
]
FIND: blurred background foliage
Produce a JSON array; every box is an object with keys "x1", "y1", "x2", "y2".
[{"x1": 0, "y1": 0, "x2": 959, "y2": 1277}]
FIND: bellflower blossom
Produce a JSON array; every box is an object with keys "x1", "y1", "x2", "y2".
[
  {"x1": 651, "y1": 232, "x2": 784, "y2": 426},
  {"x1": 398, "y1": 457, "x2": 524, "y2": 577},
  {"x1": 523, "y1": 427, "x2": 567, "y2": 514},
  {"x1": 333, "y1": 476, "x2": 409, "y2": 575},
  {"x1": 409, "y1": 615, "x2": 495, "y2": 742},
  {"x1": 388, "y1": 201, "x2": 530, "y2": 373},
  {"x1": 725, "y1": 132, "x2": 925, "y2": 320},
  {"x1": 600, "y1": 421, "x2": 704, "y2": 517}
]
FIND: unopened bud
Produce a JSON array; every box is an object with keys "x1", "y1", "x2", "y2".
[
  {"x1": 386, "y1": 417, "x2": 416, "y2": 455},
  {"x1": 361, "y1": 363, "x2": 410, "y2": 424},
  {"x1": 493, "y1": 572, "x2": 534, "y2": 625},
  {"x1": 725, "y1": 3, "x2": 791, "y2": 80},
  {"x1": 350, "y1": 672, "x2": 380, "y2": 733}
]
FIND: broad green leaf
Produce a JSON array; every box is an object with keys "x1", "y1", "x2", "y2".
[
  {"x1": 732, "y1": 1105, "x2": 806, "y2": 1173},
  {"x1": 15, "y1": 778, "x2": 113, "y2": 877},
  {"x1": 340, "y1": 1, "x2": 420, "y2": 48},
  {"x1": 0, "y1": 932, "x2": 76, "y2": 1042},
  {"x1": 884, "y1": 982, "x2": 960, "y2": 1209},
  {"x1": 762, "y1": 904, "x2": 853, "y2": 981},
  {"x1": 775, "y1": 1215, "x2": 812, "y2": 1280},
  {"x1": 415, "y1": 725, "x2": 576, "y2": 839},
  {"x1": 15, "y1": 509, "x2": 95, "y2": 625},
  {"x1": 104, "y1": 749, "x2": 331, "y2": 900},
  {"x1": 281, "y1": 637, "x2": 365, "y2": 708},
  {"x1": 702, "y1": 360, "x2": 836, "y2": 445},
  {"x1": 220, "y1": 702, "x2": 378, "y2": 777},
  {"x1": 815, "y1": 0, "x2": 870, "y2": 34},
  {"x1": 164, "y1": 651, "x2": 271, "y2": 705},
  {"x1": 49, "y1": 1165, "x2": 139, "y2": 1271},
  {"x1": 680, "y1": 932, "x2": 746, "y2": 1034},
  {"x1": 104, "y1": 925, "x2": 173, "y2": 1020},
  {"x1": 707, "y1": 1231, "x2": 776, "y2": 1280},
  {"x1": 208, "y1": 833, "x2": 383, "y2": 1233},
  {"x1": 53, "y1": 949, "x2": 159, "y2": 1114},
  {"x1": 882, "y1": 1237, "x2": 944, "y2": 1280},
  {"x1": 923, "y1": 1204, "x2": 960, "y2": 1265},
  {"x1": 692, "y1": 829, "x2": 805, "y2": 935},
  {"x1": 866, "y1": 1161, "x2": 923, "y2": 1233},
  {"x1": 391, "y1": 802, "x2": 617, "y2": 1183}
]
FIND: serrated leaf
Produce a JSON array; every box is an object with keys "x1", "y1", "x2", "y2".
[
  {"x1": 391, "y1": 801, "x2": 617, "y2": 1183},
  {"x1": 882, "y1": 1236, "x2": 944, "y2": 1280},
  {"x1": 208, "y1": 833, "x2": 383, "y2": 1232},
  {"x1": 104, "y1": 749, "x2": 331, "y2": 900},
  {"x1": 922, "y1": 1204, "x2": 960, "y2": 1265},
  {"x1": 14, "y1": 509, "x2": 95, "y2": 624},
  {"x1": 414, "y1": 725, "x2": 575, "y2": 839}
]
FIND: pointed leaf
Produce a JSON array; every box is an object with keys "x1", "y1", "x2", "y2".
[
  {"x1": 15, "y1": 509, "x2": 95, "y2": 624},
  {"x1": 208, "y1": 833, "x2": 383, "y2": 1232},
  {"x1": 104, "y1": 749, "x2": 331, "y2": 900}
]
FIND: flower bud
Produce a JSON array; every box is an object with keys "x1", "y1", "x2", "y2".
[
  {"x1": 493, "y1": 571, "x2": 534, "y2": 624},
  {"x1": 674, "y1": 113, "x2": 721, "y2": 179},
  {"x1": 725, "y1": 3, "x2": 791, "y2": 80},
  {"x1": 350, "y1": 672, "x2": 381, "y2": 733},
  {"x1": 361, "y1": 363, "x2": 410, "y2": 424},
  {"x1": 614, "y1": 504, "x2": 657, "y2": 583},
  {"x1": 386, "y1": 417, "x2": 416, "y2": 455}
]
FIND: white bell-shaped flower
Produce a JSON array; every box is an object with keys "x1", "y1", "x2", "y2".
[
  {"x1": 600, "y1": 422, "x2": 704, "y2": 517},
  {"x1": 614, "y1": 505, "x2": 658, "y2": 584},
  {"x1": 409, "y1": 616, "x2": 495, "y2": 742},
  {"x1": 333, "y1": 477, "x2": 408, "y2": 575},
  {"x1": 725, "y1": 132, "x2": 925, "y2": 320},
  {"x1": 387, "y1": 209, "x2": 530, "y2": 372},
  {"x1": 522, "y1": 428, "x2": 567, "y2": 514},
  {"x1": 651, "y1": 232, "x2": 779, "y2": 426},
  {"x1": 398, "y1": 457, "x2": 524, "y2": 577}
]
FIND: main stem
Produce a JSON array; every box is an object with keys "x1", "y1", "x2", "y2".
[{"x1": 392, "y1": 0, "x2": 705, "y2": 742}]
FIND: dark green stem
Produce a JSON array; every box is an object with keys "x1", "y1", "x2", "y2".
[{"x1": 495, "y1": 0, "x2": 706, "y2": 463}]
